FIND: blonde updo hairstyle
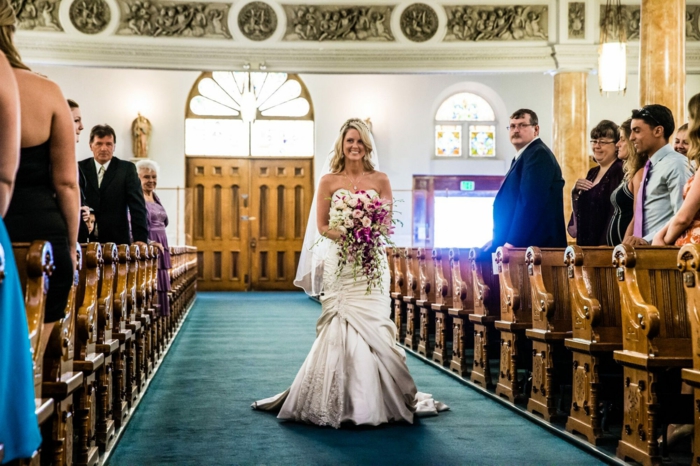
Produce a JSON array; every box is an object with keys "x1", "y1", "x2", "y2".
[
  {"x1": 329, "y1": 118, "x2": 375, "y2": 174},
  {"x1": 687, "y1": 92, "x2": 700, "y2": 168},
  {"x1": 0, "y1": 0, "x2": 30, "y2": 70}
]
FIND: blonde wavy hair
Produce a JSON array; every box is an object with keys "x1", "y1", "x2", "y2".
[
  {"x1": 0, "y1": 0, "x2": 29, "y2": 70},
  {"x1": 620, "y1": 119, "x2": 648, "y2": 182},
  {"x1": 687, "y1": 92, "x2": 700, "y2": 168},
  {"x1": 329, "y1": 118, "x2": 375, "y2": 174}
]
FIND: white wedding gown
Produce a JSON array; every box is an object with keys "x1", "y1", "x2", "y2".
[{"x1": 253, "y1": 190, "x2": 447, "y2": 428}]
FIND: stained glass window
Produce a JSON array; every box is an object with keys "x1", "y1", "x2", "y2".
[
  {"x1": 434, "y1": 92, "x2": 496, "y2": 158},
  {"x1": 186, "y1": 72, "x2": 314, "y2": 157}
]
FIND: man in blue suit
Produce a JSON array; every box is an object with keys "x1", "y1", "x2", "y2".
[{"x1": 489, "y1": 109, "x2": 566, "y2": 250}]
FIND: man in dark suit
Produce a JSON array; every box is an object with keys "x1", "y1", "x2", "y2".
[
  {"x1": 490, "y1": 109, "x2": 566, "y2": 250},
  {"x1": 78, "y1": 124, "x2": 148, "y2": 245}
]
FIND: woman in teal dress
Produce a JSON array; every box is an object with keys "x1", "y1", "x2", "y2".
[{"x1": 0, "y1": 40, "x2": 41, "y2": 463}]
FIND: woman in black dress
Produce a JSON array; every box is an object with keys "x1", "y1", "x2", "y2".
[
  {"x1": 568, "y1": 120, "x2": 624, "y2": 246},
  {"x1": 0, "y1": 2, "x2": 80, "y2": 353}
]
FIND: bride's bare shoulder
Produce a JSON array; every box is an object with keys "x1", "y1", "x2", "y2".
[{"x1": 369, "y1": 170, "x2": 389, "y2": 182}]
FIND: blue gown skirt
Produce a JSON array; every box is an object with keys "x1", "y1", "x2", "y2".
[{"x1": 0, "y1": 220, "x2": 41, "y2": 463}]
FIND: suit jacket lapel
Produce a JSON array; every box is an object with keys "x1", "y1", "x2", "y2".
[
  {"x1": 99, "y1": 157, "x2": 119, "y2": 193},
  {"x1": 83, "y1": 160, "x2": 99, "y2": 192},
  {"x1": 502, "y1": 139, "x2": 542, "y2": 183}
]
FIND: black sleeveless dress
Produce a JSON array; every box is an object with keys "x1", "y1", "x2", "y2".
[
  {"x1": 606, "y1": 180, "x2": 634, "y2": 246},
  {"x1": 5, "y1": 141, "x2": 73, "y2": 323}
]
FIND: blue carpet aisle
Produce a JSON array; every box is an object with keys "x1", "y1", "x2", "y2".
[{"x1": 108, "y1": 292, "x2": 604, "y2": 466}]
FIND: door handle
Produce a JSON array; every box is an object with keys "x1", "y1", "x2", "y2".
[
  {"x1": 241, "y1": 216, "x2": 257, "y2": 221},
  {"x1": 250, "y1": 238, "x2": 257, "y2": 249}
]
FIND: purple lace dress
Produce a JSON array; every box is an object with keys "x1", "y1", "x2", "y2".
[{"x1": 147, "y1": 194, "x2": 171, "y2": 316}]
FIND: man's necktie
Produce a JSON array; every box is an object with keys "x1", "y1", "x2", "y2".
[
  {"x1": 633, "y1": 160, "x2": 652, "y2": 237},
  {"x1": 97, "y1": 165, "x2": 106, "y2": 188}
]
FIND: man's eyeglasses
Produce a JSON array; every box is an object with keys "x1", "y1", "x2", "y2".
[
  {"x1": 590, "y1": 140, "x2": 616, "y2": 146},
  {"x1": 507, "y1": 123, "x2": 535, "y2": 131},
  {"x1": 635, "y1": 108, "x2": 662, "y2": 127}
]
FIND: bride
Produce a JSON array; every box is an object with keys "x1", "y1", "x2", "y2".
[{"x1": 252, "y1": 118, "x2": 447, "y2": 428}]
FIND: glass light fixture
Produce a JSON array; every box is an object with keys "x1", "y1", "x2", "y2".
[{"x1": 599, "y1": 0, "x2": 627, "y2": 95}]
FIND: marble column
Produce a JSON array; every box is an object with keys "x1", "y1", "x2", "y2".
[
  {"x1": 552, "y1": 71, "x2": 589, "y2": 236},
  {"x1": 639, "y1": 0, "x2": 685, "y2": 124}
]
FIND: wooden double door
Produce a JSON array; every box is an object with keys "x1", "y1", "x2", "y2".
[{"x1": 187, "y1": 157, "x2": 313, "y2": 291}]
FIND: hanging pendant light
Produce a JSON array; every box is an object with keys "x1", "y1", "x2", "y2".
[{"x1": 599, "y1": 0, "x2": 627, "y2": 95}]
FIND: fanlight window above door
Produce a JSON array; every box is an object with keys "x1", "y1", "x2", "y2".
[
  {"x1": 434, "y1": 92, "x2": 496, "y2": 158},
  {"x1": 186, "y1": 72, "x2": 314, "y2": 157}
]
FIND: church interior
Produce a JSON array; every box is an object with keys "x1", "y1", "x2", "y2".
[{"x1": 3, "y1": 0, "x2": 700, "y2": 464}]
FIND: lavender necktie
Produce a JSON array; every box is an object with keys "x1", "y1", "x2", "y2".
[{"x1": 633, "y1": 160, "x2": 652, "y2": 237}]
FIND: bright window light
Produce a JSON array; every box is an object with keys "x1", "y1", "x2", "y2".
[{"x1": 434, "y1": 196, "x2": 494, "y2": 248}]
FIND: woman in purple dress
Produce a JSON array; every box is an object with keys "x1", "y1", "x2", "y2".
[{"x1": 136, "y1": 160, "x2": 171, "y2": 316}]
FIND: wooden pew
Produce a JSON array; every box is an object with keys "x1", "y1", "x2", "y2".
[
  {"x1": 415, "y1": 248, "x2": 437, "y2": 359},
  {"x1": 447, "y1": 248, "x2": 474, "y2": 378},
  {"x1": 524, "y1": 247, "x2": 573, "y2": 421},
  {"x1": 402, "y1": 248, "x2": 420, "y2": 351},
  {"x1": 494, "y1": 246, "x2": 533, "y2": 403},
  {"x1": 136, "y1": 244, "x2": 153, "y2": 380},
  {"x1": 563, "y1": 246, "x2": 623, "y2": 445},
  {"x1": 94, "y1": 243, "x2": 119, "y2": 452},
  {"x1": 676, "y1": 244, "x2": 700, "y2": 462},
  {"x1": 389, "y1": 248, "x2": 407, "y2": 342},
  {"x1": 431, "y1": 248, "x2": 453, "y2": 366},
  {"x1": 469, "y1": 248, "x2": 500, "y2": 388},
  {"x1": 125, "y1": 244, "x2": 144, "y2": 398},
  {"x1": 42, "y1": 243, "x2": 84, "y2": 466},
  {"x1": 12, "y1": 241, "x2": 55, "y2": 463},
  {"x1": 111, "y1": 245, "x2": 132, "y2": 426},
  {"x1": 613, "y1": 245, "x2": 692, "y2": 466}
]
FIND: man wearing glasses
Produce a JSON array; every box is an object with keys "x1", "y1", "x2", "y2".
[
  {"x1": 489, "y1": 108, "x2": 566, "y2": 251},
  {"x1": 624, "y1": 105, "x2": 691, "y2": 245}
]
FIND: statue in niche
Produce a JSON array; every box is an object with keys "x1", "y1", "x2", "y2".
[{"x1": 132, "y1": 113, "x2": 152, "y2": 158}]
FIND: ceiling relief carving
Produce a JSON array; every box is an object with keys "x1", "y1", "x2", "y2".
[
  {"x1": 11, "y1": 0, "x2": 63, "y2": 31},
  {"x1": 568, "y1": 2, "x2": 584, "y2": 39},
  {"x1": 687, "y1": 6, "x2": 700, "y2": 41},
  {"x1": 444, "y1": 5, "x2": 548, "y2": 42},
  {"x1": 400, "y1": 3, "x2": 439, "y2": 43},
  {"x1": 282, "y1": 5, "x2": 394, "y2": 41},
  {"x1": 116, "y1": 0, "x2": 231, "y2": 38},
  {"x1": 70, "y1": 0, "x2": 111, "y2": 34},
  {"x1": 599, "y1": 5, "x2": 639, "y2": 41},
  {"x1": 238, "y1": 1, "x2": 277, "y2": 41}
]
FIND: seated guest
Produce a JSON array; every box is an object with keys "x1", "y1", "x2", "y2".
[
  {"x1": 607, "y1": 119, "x2": 649, "y2": 245},
  {"x1": 136, "y1": 160, "x2": 171, "y2": 316},
  {"x1": 568, "y1": 120, "x2": 624, "y2": 245},
  {"x1": 0, "y1": 44, "x2": 41, "y2": 463},
  {"x1": 490, "y1": 108, "x2": 566, "y2": 250},
  {"x1": 675, "y1": 123, "x2": 689, "y2": 157},
  {"x1": 1, "y1": 2, "x2": 80, "y2": 352},
  {"x1": 624, "y1": 105, "x2": 692, "y2": 245}
]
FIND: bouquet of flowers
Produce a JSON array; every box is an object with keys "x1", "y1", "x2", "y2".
[{"x1": 328, "y1": 190, "x2": 397, "y2": 292}]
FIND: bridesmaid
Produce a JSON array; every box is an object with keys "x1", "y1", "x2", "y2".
[
  {"x1": 136, "y1": 160, "x2": 172, "y2": 316},
  {"x1": 0, "y1": 50, "x2": 41, "y2": 462}
]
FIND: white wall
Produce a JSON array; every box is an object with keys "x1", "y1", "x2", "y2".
[{"x1": 33, "y1": 64, "x2": 697, "y2": 246}]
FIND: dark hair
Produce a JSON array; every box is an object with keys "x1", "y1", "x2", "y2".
[
  {"x1": 678, "y1": 123, "x2": 689, "y2": 132},
  {"x1": 631, "y1": 104, "x2": 675, "y2": 140},
  {"x1": 89, "y1": 124, "x2": 116, "y2": 144},
  {"x1": 67, "y1": 99, "x2": 79, "y2": 109},
  {"x1": 509, "y1": 108, "x2": 538, "y2": 126},
  {"x1": 591, "y1": 120, "x2": 620, "y2": 142}
]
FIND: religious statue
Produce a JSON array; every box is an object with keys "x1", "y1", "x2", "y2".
[{"x1": 132, "y1": 113, "x2": 152, "y2": 158}]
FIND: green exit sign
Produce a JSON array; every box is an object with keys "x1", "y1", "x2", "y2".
[{"x1": 460, "y1": 180, "x2": 475, "y2": 191}]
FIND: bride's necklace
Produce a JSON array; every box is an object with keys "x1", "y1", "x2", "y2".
[{"x1": 344, "y1": 171, "x2": 365, "y2": 190}]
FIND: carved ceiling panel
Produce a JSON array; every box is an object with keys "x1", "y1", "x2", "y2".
[
  {"x1": 238, "y1": 1, "x2": 277, "y2": 41},
  {"x1": 444, "y1": 5, "x2": 548, "y2": 42},
  {"x1": 282, "y1": 5, "x2": 394, "y2": 41},
  {"x1": 69, "y1": 0, "x2": 111, "y2": 34},
  {"x1": 11, "y1": 0, "x2": 63, "y2": 31},
  {"x1": 116, "y1": 0, "x2": 231, "y2": 38},
  {"x1": 567, "y1": 2, "x2": 584, "y2": 40}
]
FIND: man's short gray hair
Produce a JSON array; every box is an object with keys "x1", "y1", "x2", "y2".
[{"x1": 135, "y1": 159, "x2": 160, "y2": 174}]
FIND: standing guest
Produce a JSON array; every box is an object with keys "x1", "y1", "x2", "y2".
[
  {"x1": 0, "y1": 46, "x2": 41, "y2": 464},
  {"x1": 136, "y1": 160, "x2": 171, "y2": 316},
  {"x1": 1, "y1": 0, "x2": 80, "y2": 353},
  {"x1": 490, "y1": 108, "x2": 566, "y2": 250},
  {"x1": 607, "y1": 119, "x2": 649, "y2": 245},
  {"x1": 624, "y1": 105, "x2": 692, "y2": 245},
  {"x1": 568, "y1": 120, "x2": 624, "y2": 245},
  {"x1": 674, "y1": 123, "x2": 690, "y2": 157},
  {"x1": 78, "y1": 124, "x2": 149, "y2": 245},
  {"x1": 68, "y1": 99, "x2": 91, "y2": 243},
  {"x1": 67, "y1": 99, "x2": 84, "y2": 142}
]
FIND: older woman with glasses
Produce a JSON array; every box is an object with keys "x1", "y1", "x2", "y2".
[{"x1": 567, "y1": 120, "x2": 624, "y2": 245}]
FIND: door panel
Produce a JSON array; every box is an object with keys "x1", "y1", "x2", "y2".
[{"x1": 187, "y1": 157, "x2": 313, "y2": 291}]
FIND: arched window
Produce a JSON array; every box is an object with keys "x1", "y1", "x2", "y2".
[
  {"x1": 434, "y1": 92, "x2": 496, "y2": 158},
  {"x1": 186, "y1": 72, "x2": 314, "y2": 156}
]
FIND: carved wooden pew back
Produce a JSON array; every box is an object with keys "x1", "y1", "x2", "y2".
[
  {"x1": 415, "y1": 247, "x2": 436, "y2": 358},
  {"x1": 468, "y1": 248, "x2": 500, "y2": 388},
  {"x1": 430, "y1": 248, "x2": 453, "y2": 366},
  {"x1": 389, "y1": 247, "x2": 408, "y2": 342},
  {"x1": 402, "y1": 248, "x2": 421, "y2": 350},
  {"x1": 447, "y1": 248, "x2": 474, "y2": 378}
]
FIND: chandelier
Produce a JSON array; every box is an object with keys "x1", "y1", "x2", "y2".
[{"x1": 599, "y1": 0, "x2": 627, "y2": 95}]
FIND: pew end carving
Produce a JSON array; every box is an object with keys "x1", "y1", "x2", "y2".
[
  {"x1": 468, "y1": 248, "x2": 500, "y2": 388},
  {"x1": 390, "y1": 248, "x2": 408, "y2": 343},
  {"x1": 402, "y1": 248, "x2": 420, "y2": 350},
  {"x1": 415, "y1": 248, "x2": 436, "y2": 359},
  {"x1": 430, "y1": 248, "x2": 453, "y2": 366},
  {"x1": 447, "y1": 248, "x2": 474, "y2": 378}
]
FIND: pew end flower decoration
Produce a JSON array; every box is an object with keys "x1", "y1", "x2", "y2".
[{"x1": 327, "y1": 190, "x2": 400, "y2": 293}]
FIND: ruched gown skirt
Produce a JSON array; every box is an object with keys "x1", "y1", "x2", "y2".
[{"x1": 253, "y1": 244, "x2": 447, "y2": 428}]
